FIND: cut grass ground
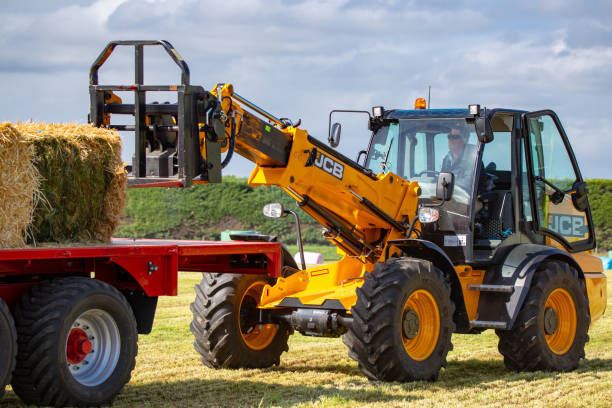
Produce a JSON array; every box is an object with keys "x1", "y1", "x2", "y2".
[{"x1": 2, "y1": 271, "x2": 610, "y2": 407}]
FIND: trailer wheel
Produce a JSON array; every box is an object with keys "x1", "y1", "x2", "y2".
[
  {"x1": 0, "y1": 298, "x2": 17, "y2": 399},
  {"x1": 11, "y1": 277, "x2": 138, "y2": 407},
  {"x1": 496, "y1": 261, "x2": 589, "y2": 372},
  {"x1": 343, "y1": 258, "x2": 455, "y2": 381},
  {"x1": 190, "y1": 273, "x2": 290, "y2": 369}
]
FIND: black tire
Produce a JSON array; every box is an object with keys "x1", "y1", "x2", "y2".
[
  {"x1": 11, "y1": 277, "x2": 138, "y2": 407},
  {"x1": 496, "y1": 261, "x2": 589, "y2": 372},
  {"x1": 190, "y1": 273, "x2": 290, "y2": 369},
  {"x1": 343, "y1": 258, "x2": 455, "y2": 382},
  {"x1": 0, "y1": 298, "x2": 17, "y2": 400}
]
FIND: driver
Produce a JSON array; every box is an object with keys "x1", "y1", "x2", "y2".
[{"x1": 441, "y1": 126, "x2": 478, "y2": 191}]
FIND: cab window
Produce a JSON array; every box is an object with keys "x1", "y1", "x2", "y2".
[{"x1": 526, "y1": 113, "x2": 592, "y2": 247}]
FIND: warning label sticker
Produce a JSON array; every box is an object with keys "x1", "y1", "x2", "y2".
[{"x1": 444, "y1": 235, "x2": 467, "y2": 247}]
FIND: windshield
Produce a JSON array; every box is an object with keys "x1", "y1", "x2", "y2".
[{"x1": 365, "y1": 118, "x2": 479, "y2": 203}]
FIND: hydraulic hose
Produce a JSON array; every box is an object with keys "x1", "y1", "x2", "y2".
[{"x1": 221, "y1": 111, "x2": 237, "y2": 169}]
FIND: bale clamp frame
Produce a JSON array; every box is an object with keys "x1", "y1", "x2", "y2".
[{"x1": 88, "y1": 40, "x2": 223, "y2": 187}]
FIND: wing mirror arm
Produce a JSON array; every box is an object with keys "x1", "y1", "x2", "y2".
[{"x1": 263, "y1": 203, "x2": 306, "y2": 270}]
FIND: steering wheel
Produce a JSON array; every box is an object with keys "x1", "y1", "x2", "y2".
[{"x1": 415, "y1": 170, "x2": 440, "y2": 177}]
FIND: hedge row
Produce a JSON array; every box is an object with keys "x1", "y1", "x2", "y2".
[{"x1": 117, "y1": 177, "x2": 612, "y2": 250}]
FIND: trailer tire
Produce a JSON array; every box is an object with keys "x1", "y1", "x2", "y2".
[
  {"x1": 11, "y1": 277, "x2": 138, "y2": 407},
  {"x1": 190, "y1": 273, "x2": 290, "y2": 369},
  {"x1": 0, "y1": 298, "x2": 17, "y2": 399},
  {"x1": 496, "y1": 261, "x2": 589, "y2": 372},
  {"x1": 343, "y1": 258, "x2": 455, "y2": 382}
]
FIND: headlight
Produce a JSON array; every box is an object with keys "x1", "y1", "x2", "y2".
[
  {"x1": 418, "y1": 207, "x2": 439, "y2": 224},
  {"x1": 372, "y1": 106, "x2": 384, "y2": 118},
  {"x1": 468, "y1": 104, "x2": 480, "y2": 115}
]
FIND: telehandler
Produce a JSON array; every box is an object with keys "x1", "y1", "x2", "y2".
[{"x1": 90, "y1": 40, "x2": 606, "y2": 382}]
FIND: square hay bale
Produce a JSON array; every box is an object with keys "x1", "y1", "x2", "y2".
[
  {"x1": 0, "y1": 123, "x2": 39, "y2": 248},
  {"x1": 15, "y1": 123, "x2": 127, "y2": 245}
]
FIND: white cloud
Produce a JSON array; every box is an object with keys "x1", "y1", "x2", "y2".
[{"x1": 0, "y1": 0, "x2": 611, "y2": 178}]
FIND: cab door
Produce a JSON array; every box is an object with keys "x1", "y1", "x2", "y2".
[{"x1": 522, "y1": 110, "x2": 595, "y2": 252}]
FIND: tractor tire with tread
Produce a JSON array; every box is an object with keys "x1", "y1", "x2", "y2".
[
  {"x1": 0, "y1": 298, "x2": 17, "y2": 400},
  {"x1": 190, "y1": 273, "x2": 291, "y2": 369},
  {"x1": 11, "y1": 277, "x2": 138, "y2": 407},
  {"x1": 343, "y1": 258, "x2": 455, "y2": 382},
  {"x1": 496, "y1": 260, "x2": 589, "y2": 372}
]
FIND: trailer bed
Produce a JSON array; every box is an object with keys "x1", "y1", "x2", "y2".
[{"x1": 0, "y1": 238, "x2": 282, "y2": 307}]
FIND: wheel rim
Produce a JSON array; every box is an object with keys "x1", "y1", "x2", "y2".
[
  {"x1": 65, "y1": 309, "x2": 120, "y2": 386},
  {"x1": 401, "y1": 289, "x2": 440, "y2": 361},
  {"x1": 544, "y1": 288, "x2": 576, "y2": 355},
  {"x1": 239, "y1": 282, "x2": 277, "y2": 351}
]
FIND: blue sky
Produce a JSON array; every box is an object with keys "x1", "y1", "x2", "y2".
[{"x1": 1, "y1": 0, "x2": 611, "y2": 178}]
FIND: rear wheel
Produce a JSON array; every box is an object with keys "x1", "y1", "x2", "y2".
[
  {"x1": 11, "y1": 277, "x2": 138, "y2": 407},
  {"x1": 343, "y1": 258, "x2": 455, "y2": 381},
  {"x1": 190, "y1": 273, "x2": 290, "y2": 369},
  {"x1": 0, "y1": 298, "x2": 17, "y2": 399},
  {"x1": 496, "y1": 261, "x2": 589, "y2": 372}
]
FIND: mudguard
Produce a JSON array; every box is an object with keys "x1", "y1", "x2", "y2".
[
  {"x1": 121, "y1": 290, "x2": 158, "y2": 334},
  {"x1": 477, "y1": 243, "x2": 583, "y2": 330}
]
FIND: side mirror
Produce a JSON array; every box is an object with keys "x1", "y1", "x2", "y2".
[
  {"x1": 475, "y1": 116, "x2": 493, "y2": 143},
  {"x1": 436, "y1": 172, "x2": 455, "y2": 201},
  {"x1": 571, "y1": 180, "x2": 589, "y2": 212},
  {"x1": 263, "y1": 203, "x2": 286, "y2": 218},
  {"x1": 329, "y1": 122, "x2": 341, "y2": 148},
  {"x1": 356, "y1": 150, "x2": 367, "y2": 165}
]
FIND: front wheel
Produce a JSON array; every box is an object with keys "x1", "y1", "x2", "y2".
[
  {"x1": 190, "y1": 273, "x2": 291, "y2": 369},
  {"x1": 496, "y1": 261, "x2": 589, "y2": 372},
  {"x1": 11, "y1": 277, "x2": 138, "y2": 407},
  {"x1": 343, "y1": 258, "x2": 455, "y2": 381}
]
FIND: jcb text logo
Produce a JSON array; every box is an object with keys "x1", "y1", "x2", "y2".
[
  {"x1": 313, "y1": 152, "x2": 344, "y2": 180},
  {"x1": 547, "y1": 213, "x2": 587, "y2": 238}
]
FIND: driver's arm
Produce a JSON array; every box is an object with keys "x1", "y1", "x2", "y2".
[{"x1": 441, "y1": 154, "x2": 451, "y2": 173}]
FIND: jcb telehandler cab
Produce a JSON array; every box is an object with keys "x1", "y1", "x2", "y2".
[{"x1": 90, "y1": 41, "x2": 606, "y2": 381}]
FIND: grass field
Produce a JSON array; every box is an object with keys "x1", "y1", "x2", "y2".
[
  {"x1": 285, "y1": 245, "x2": 342, "y2": 262},
  {"x1": 2, "y1": 271, "x2": 610, "y2": 407}
]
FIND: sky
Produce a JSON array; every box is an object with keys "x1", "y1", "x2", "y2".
[{"x1": 1, "y1": 0, "x2": 611, "y2": 178}]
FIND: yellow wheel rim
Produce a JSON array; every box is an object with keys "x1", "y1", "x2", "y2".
[
  {"x1": 401, "y1": 289, "x2": 440, "y2": 361},
  {"x1": 239, "y1": 281, "x2": 277, "y2": 351},
  {"x1": 544, "y1": 288, "x2": 576, "y2": 355}
]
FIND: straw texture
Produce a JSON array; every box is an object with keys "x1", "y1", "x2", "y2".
[
  {"x1": 0, "y1": 123, "x2": 40, "y2": 248},
  {"x1": 0, "y1": 123, "x2": 126, "y2": 247}
]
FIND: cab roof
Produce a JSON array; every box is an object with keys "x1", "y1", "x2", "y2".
[
  {"x1": 385, "y1": 109, "x2": 469, "y2": 119},
  {"x1": 385, "y1": 108, "x2": 528, "y2": 120}
]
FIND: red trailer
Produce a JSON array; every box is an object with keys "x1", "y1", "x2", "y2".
[{"x1": 0, "y1": 238, "x2": 282, "y2": 406}]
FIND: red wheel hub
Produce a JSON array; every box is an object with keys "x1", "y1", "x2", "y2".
[{"x1": 66, "y1": 328, "x2": 92, "y2": 364}]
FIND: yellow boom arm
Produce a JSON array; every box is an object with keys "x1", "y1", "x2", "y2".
[{"x1": 208, "y1": 84, "x2": 422, "y2": 309}]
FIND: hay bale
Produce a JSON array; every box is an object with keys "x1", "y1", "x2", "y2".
[
  {"x1": 0, "y1": 123, "x2": 40, "y2": 248},
  {"x1": 15, "y1": 123, "x2": 127, "y2": 245}
]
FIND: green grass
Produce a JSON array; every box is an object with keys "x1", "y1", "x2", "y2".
[
  {"x1": 285, "y1": 245, "x2": 343, "y2": 262},
  {"x1": 2, "y1": 271, "x2": 611, "y2": 407}
]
